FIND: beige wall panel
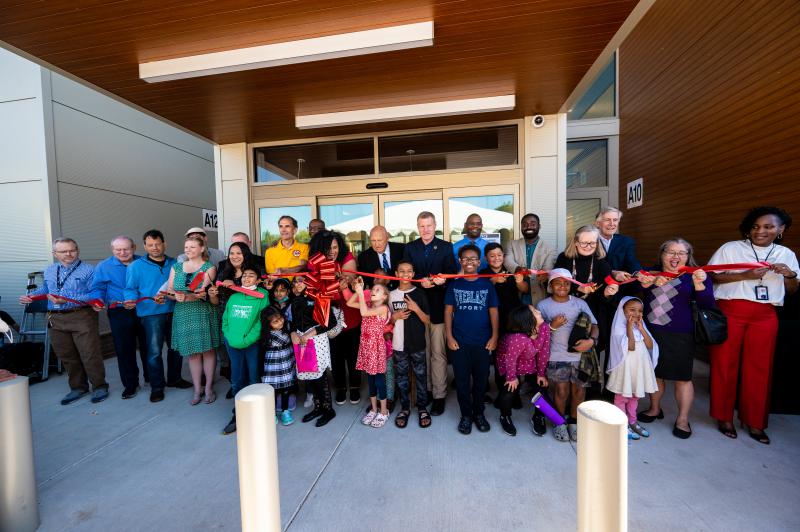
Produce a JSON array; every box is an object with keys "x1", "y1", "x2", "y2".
[
  {"x1": 0, "y1": 181, "x2": 52, "y2": 260},
  {"x1": 0, "y1": 98, "x2": 47, "y2": 183}
]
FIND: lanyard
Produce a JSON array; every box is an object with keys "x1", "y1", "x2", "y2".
[
  {"x1": 56, "y1": 260, "x2": 82, "y2": 291},
  {"x1": 749, "y1": 241, "x2": 775, "y2": 284}
]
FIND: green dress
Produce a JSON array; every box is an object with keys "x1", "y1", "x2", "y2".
[{"x1": 171, "y1": 261, "x2": 220, "y2": 356}]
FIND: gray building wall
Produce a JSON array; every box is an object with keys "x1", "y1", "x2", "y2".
[{"x1": 0, "y1": 48, "x2": 216, "y2": 323}]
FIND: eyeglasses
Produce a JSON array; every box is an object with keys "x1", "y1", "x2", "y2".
[
  {"x1": 576, "y1": 241, "x2": 597, "y2": 248},
  {"x1": 54, "y1": 249, "x2": 78, "y2": 254},
  {"x1": 663, "y1": 251, "x2": 689, "y2": 258},
  {"x1": 460, "y1": 257, "x2": 480, "y2": 263}
]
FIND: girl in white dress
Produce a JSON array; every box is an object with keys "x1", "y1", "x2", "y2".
[{"x1": 607, "y1": 296, "x2": 659, "y2": 440}]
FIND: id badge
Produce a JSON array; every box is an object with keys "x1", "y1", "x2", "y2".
[{"x1": 755, "y1": 285, "x2": 769, "y2": 301}]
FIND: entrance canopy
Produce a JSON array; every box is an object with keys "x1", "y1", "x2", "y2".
[{"x1": 0, "y1": 1, "x2": 637, "y2": 144}]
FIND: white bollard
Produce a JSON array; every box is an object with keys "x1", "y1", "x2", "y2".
[
  {"x1": 0, "y1": 376, "x2": 40, "y2": 532},
  {"x1": 235, "y1": 383, "x2": 281, "y2": 532},
  {"x1": 577, "y1": 400, "x2": 628, "y2": 532}
]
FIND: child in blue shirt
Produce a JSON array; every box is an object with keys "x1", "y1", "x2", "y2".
[{"x1": 444, "y1": 244, "x2": 499, "y2": 435}]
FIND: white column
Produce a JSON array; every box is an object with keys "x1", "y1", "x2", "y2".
[
  {"x1": 0, "y1": 376, "x2": 39, "y2": 532},
  {"x1": 524, "y1": 113, "x2": 567, "y2": 251},
  {"x1": 577, "y1": 400, "x2": 628, "y2": 532},
  {"x1": 215, "y1": 142, "x2": 252, "y2": 247}
]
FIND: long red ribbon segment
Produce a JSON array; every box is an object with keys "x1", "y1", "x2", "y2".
[
  {"x1": 215, "y1": 281, "x2": 265, "y2": 299},
  {"x1": 29, "y1": 294, "x2": 104, "y2": 308},
  {"x1": 639, "y1": 262, "x2": 772, "y2": 279}
]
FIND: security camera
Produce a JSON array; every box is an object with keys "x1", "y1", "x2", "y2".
[{"x1": 532, "y1": 115, "x2": 545, "y2": 128}]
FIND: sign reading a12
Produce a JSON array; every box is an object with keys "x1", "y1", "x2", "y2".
[{"x1": 202, "y1": 209, "x2": 218, "y2": 232}]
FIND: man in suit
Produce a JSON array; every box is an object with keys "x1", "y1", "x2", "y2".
[
  {"x1": 357, "y1": 225, "x2": 405, "y2": 288},
  {"x1": 594, "y1": 206, "x2": 642, "y2": 281},
  {"x1": 403, "y1": 211, "x2": 458, "y2": 416},
  {"x1": 503, "y1": 213, "x2": 557, "y2": 306}
]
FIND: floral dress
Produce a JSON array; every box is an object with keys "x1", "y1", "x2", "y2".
[
  {"x1": 355, "y1": 311, "x2": 389, "y2": 375},
  {"x1": 171, "y1": 261, "x2": 220, "y2": 356}
]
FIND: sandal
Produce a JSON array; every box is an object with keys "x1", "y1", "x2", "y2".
[
  {"x1": 418, "y1": 409, "x2": 432, "y2": 428},
  {"x1": 204, "y1": 391, "x2": 216, "y2": 404},
  {"x1": 747, "y1": 428, "x2": 770, "y2": 445},
  {"x1": 717, "y1": 422, "x2": 737, "y2": 439},
  {"x1": 395, "y1": 410, "x2": 410, "y2": 428},
  {"x1": 190, "y1": 393, "x2": 203, "y2": 406},
  {"x1": 370, "y1": 412, "x2": 388, "y2": 428}
]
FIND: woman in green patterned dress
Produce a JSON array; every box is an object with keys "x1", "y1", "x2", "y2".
[{"x1": 167, "y1": 236, "x2": 220, "y2": 405}]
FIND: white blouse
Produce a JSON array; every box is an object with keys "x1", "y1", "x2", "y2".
[{"x1": 708, "y1": 240, "x2": 799, "y2": 306}]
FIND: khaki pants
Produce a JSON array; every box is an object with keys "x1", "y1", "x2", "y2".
[
  {"x1": 49, "y1": 307, "x2": 107, "y2": 391},
  {"x1": 426, "y1": 322, "x2": 447, "y2": 399}
]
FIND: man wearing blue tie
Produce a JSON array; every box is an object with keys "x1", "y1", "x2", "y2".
[{"x1": 356, "y1": 226, "x2": 405, "y2": 289}]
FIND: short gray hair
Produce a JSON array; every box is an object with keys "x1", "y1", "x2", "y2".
[
  {"x1": 110, "y1": 235, "x2": 135, "y2": 248},
  {"x1": 596, "y1": 206, "x2": 623, "y2": 221},
  {"x1": 417, "y1": 211, "x2": 436, "y2": 222},
  {"x1": 52, "y1": 237, "x2": 78, "y2": 251}
]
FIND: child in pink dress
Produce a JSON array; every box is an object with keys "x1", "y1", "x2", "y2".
[{"x1": 348, "y1": 278, "x2": 391, "y2": 428}]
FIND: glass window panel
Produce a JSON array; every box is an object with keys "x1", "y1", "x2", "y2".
[
  {"x1": 383, "y1": 199, "x2": 443, "y2": 243},
  {"x1": 567, "y1": 140, "x2": 608, "y2": 189},
  {"x1": 378, "y1": 125, "x2": 518, "y2": 174},
  {"x1": 447, "y1": 195, "x2": 514, "y2": 248},
  {"x1": 566, "y1": 198, "x2": 601, "y2": 246},
  {"x1": 254, "y1": 139, "x2": 374, "y2": 182},
  {"x1": 319, "y1": 202, "x2": 374, "y2": 255},
  {"x1": 567, "y1": 53, "x2": 616, "y2": 120},
  {"x1": 259, "y1": 205, "x2": 313, "y2": 253}
]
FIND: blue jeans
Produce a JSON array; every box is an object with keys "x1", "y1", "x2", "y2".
[
  {"x1": 367, "y1": 373, "x2": 387, "y2": 401},
  {"x1": 140, "y1": 313, "x2": 183, "y2": 392},
  {"x1": 225, "y1": 340, "x2": 260, "y2": 396}
]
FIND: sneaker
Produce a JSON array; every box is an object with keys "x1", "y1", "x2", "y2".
[
  {"x1": 362, "y1": 410, "x2": 377, "y2": 425},
  {"x1": 431, "y1": 398, "x2": 446, "y2": 416},
  {"x1": 500, "y1": 415, "x2": 517, "y2": 436},
  {"x1": 349, "y1": 388, "x2": 361, "y2": 404},
  {"x1": 122, "y1": 386, "x2": 138, "y2": 399},
  {"x1": 149, "y1": 390, "x2": 165, "y2": 403},
  {"x1": 288, "y1": 394, "x2": 297, "y2": 411},
  {"x1": 223, "y1": 416, "x2": 237, "y2": 435},
  {"x1": 302, "y1": 407, "x2": 323, "y2": 423},
  {"x1": 474, "y1": 415, "x2": 491, "y2": 433},
  {"x1": 370, "y1": 412, "x2": 389, "y2": 428},
  {"x1": 628, "y1": 426, "x2": 641, "y2": 440},
  {"x1": 167, "y1": 378, "x2": 193, "y2": 389},
  {"x1": 553, "y1": 423, "x2": 570, "y2": 442},
  {"x1": 631, "y1": 423, "x2": 650, "y2": 438},
  {"x1": 458, "y1": 416, "x2": 473, "y2": 435},
  {"x1": 90, "y1": 388, "x2": 109, "y2": 404},
  {"x1": 335, "y1": 389, "x2": 347, "y2": 405},
  {"x1": 304, "y1": 393, "x2": 314, "y2": 408},
  {"x1": 60, "y1": 389, "x2": 89, "y2": 405},
  {"x1": 531, "y1": 409, "x2": 547, "y2": 436},
  {"x1": 315, "y1": 409, "x2": 336, "y2": 427},
  {"x1": 568, "y1": 423, "x2": 578, "y2": 442},
  {"x1": 281, "y1": 410, "x2": 294, "y2": 426}
]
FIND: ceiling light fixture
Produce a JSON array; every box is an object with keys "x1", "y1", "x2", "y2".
[
  {"x1": 140, "y1": 21, "x2": 434, "y2": 83},
  {"x1": 295, "y1": 95, "x2": 516, "y2": 129}
]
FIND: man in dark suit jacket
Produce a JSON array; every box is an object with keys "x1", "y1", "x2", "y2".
[
  {"x1": 595, "y1": 207, "x2": 642, "y2": 281},
  {"x1": 357, "y1": 226, "x2": 405, "y2": 289},
  {"x1": 403, "y1": 211, "x2": 458, "y2": 416}
]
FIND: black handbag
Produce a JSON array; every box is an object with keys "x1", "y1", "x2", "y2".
[{"x1": 692, "y1": 302, "x2": 728, "y2": 345}]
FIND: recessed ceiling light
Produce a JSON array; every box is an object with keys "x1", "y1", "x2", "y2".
[
  {"x1": 295, "y1": 95, "x2": 516, "y2": 129},
  {"x1": 140, "y1": 21, "x2": 434, "y2": 82}
]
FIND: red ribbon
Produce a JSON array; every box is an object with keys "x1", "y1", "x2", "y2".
[
  {"x1": 639, "y1": 262, "x2": 772, "y2": 279},
  {"x1": 305, "y1": 253, "x2": 339, "y2": 326},
  {"x1": 214, "y1": 281, "x2": 265, "y2": 299},
  {"x1": 29, "y1": 293, "x2": 104, "y2": 309}
]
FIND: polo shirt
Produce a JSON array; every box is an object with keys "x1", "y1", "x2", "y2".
[
  {"x1": 264, "y1": 240, "x2": 309, "y2": 274},
  {"x1": 90, "y1": 254, "x2": 141, "y2": 305}
]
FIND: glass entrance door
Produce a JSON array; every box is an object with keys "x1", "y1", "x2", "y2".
[{"x1": 318, "y1": 196, "x2": 378, "y2": 255}]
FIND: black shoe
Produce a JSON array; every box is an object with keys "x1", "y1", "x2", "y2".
[
  {"x1": 531, "y1": 409, "x2": 547, "y2": 436},
  {"x1": 349, "y1": 388, "x2": 361, "y2": 404},
  {"x1": 302, "y1": 407, "x2": 323, "y2": 423},
  {"x1": 499, "y1": 415, "x2": 516, "y2": 436},
  {"x1": 431, "y1": 398, "x2": 446, "y2": 416},
  {"x1": 122, "y1": 386, "x2": 138, "y2": 400},
  {"x1": 387, "y1": 399, "x2": 395, "y2": 414},
  {"x1": 512, "y1": 394, "x2": 523, "y2": 410},
  {"x1": 458, "y1": 416, "x2": 473, "y2": 435},
  {"x1": 672, "y1": 421, "x2": 692, "y2": 439},
  {"x1": 315, "y1": 409, "x2": 336, "y2": 427},
  {"x1": 167, "y1": 379, "x2": 193, "y2": 389},
  {"x1": 474, "y1": 415, "x2": 491, "y2": 433},
  {"x1": 225, "y1": 388, "x2": 234, "y2": 399},
  {"x1": 222, "y1": 415, "x2": 237, "y2": 435},
  {"x1": 637, "y1": 409, "x2": 664, "y2": 423},
  {"x1": 150, "y1": 390, "x2": 165, "y2": 403},
  {"x1": 335, "y1": 389, "x2": 347, "y2": 405}
]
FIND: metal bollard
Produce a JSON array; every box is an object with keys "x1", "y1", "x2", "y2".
[
  {"x1": 0, "y1": 376, "x2": 39, "y2": 532},
  {"x1": 235, "y1": 383, "x2": 281, "y2": 532},
  {"x1": 577, "y1": 400, "x2": 628, "y2": 532}
]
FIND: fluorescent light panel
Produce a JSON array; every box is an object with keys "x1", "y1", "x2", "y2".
[
  {"x1": 139, "y1": 21, "x2": 434, "y2": 83},
  {"x1": 295, "y1": 95, "x2": 516, "y2": 129}
]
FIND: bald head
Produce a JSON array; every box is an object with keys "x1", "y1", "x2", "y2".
[
  {"x1": 369, "y1": 225, "x2": 389, "y2": 254},
  {"x1": 464, "y1": 213, "x2": 483, "y2": 240}
]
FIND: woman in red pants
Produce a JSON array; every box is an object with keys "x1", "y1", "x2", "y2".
[{"x1": 708, "y1": 207, "x2": 799, "y2": 444}]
